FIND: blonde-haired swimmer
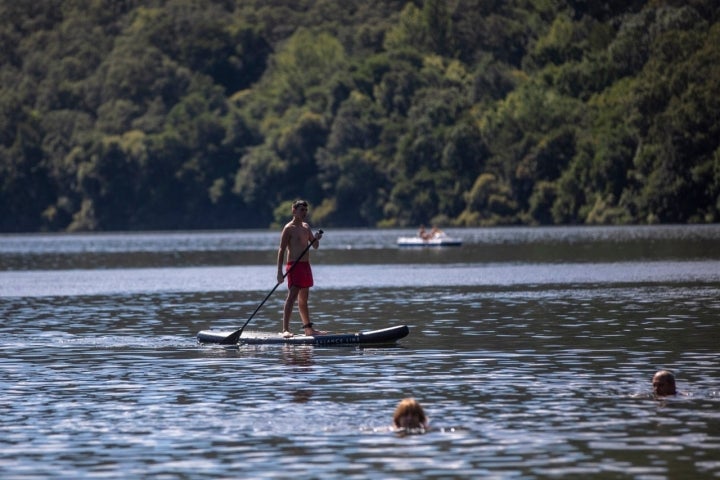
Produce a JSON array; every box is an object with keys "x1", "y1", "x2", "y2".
[{"x1": 392, "y1": 398, "x2": 428, "y2": 433}]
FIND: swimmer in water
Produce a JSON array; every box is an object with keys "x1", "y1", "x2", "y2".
[
  {"x1": 392, "y1": 398, "x2": 428, "y2": 434},
  {"x1": 652, "y1": 370, "x2": 677, "y2": 396}
]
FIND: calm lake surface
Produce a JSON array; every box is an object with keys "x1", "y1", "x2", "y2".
[{"x1": 1, "y1": 225, "x2": 719, "y2": 479}]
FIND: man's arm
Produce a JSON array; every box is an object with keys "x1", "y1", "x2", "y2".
[{"x1": 277, "y1": 227, "x2": 289, "y2": 282}]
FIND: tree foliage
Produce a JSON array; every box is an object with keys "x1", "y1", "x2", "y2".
[{"x1": 1, "y1": 0, "x2": 719, "y2": 232}]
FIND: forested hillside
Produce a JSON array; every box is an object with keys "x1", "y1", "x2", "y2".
[{"x1": 1, "y1": 0, "x2": 718, "y2": 232}]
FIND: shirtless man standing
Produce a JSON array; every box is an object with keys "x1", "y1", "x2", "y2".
[{"x1": 277, "y1": 200, "x2": 324, "y2": 337}]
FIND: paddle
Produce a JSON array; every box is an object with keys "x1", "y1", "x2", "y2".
[{"x1": 219, "y1": 230, "x2": 323, "y2": 345}]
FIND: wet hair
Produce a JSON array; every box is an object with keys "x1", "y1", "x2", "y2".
[
  {"x1": 652, "y1": 370, "x2": 677, "y2": 395},
  {"x1": 392, "y1": 398, "x2": 427, "y2": 429},
  {"x1": 292, "y1": 200, "x2": 308, "y2": 209}
]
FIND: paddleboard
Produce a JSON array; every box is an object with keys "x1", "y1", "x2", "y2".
[
  {"x1": 397, "y1": 235, "x2": 462, "y2": 247},
  {"x1": 197, "y1": 325, "x2": 409, "y2": 346}
]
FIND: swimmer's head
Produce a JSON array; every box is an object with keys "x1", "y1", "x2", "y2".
[
  {"x1": 393, "y1": 398, "x2": 428, "y2": 430},
  {"x1": 652, "y1": 370, "x2": 677, "y2": 396}
]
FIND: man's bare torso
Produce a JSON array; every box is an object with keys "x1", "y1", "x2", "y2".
[{"x1": 281, "y1": 221, "x2": 312, "y2": 262}]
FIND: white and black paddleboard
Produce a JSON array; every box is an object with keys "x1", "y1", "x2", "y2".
[{"x1": 197, "y1": 325, "x2": 409, "y2": 346}]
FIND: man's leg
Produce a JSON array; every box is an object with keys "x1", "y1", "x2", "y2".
[
  {"x1": 298, "y1": 288, "x2": 325, "y2": 335},
  {"x1": 298, "y1": 288, "x2": 310, "y2": 325},
  {"x1": 283, "y1": 287, "x2": 300, "y2": 332},
  {"x1": 297, "y1": 287, "x2": 310, "y2": 326}
]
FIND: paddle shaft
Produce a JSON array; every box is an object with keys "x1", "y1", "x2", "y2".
[{"x1": 220, "y1": 230, "x2": 322, "y2": 344}]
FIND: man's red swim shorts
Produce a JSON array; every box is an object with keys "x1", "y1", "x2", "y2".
[{"x1": 286, "y1": 261, "x2": 314, "y2": 289}]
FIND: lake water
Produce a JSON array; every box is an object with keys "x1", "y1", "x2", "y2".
[{"x1": 1, "y1": 226, "x2": 719, "y2": 479}]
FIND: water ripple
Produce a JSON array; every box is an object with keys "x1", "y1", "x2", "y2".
[{"x1": 1, "y1": 229, "x2": 719, "y2": 478}]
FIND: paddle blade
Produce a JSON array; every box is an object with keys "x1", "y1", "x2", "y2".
[{"x1": 219, "y1": 330, "x2": 241, "y2": 345}]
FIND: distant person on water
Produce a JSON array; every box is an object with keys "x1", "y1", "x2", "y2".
[
  {"x1": 418, "y1": 225, "x2": 431, "y2": 240},
  {"x1": 652, "y1": 370, "x2": 677, "y2": 396},
  {"x1": 277, "y1": 200, "x2": 324, "y2": 337},
  {"x1": 430, "y1": 226, "x2": 445, "y2": 238},
  {"x1": 392, "y1": 398, "x2": 429, "y2": 434}
]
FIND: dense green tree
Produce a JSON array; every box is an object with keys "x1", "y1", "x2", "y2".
[{"x1": 0, "y1": 0, "x2": 719, "y2": 231}]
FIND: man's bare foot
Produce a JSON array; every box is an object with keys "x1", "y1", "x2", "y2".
[
  {"x1": 302, "y1": 323, "x2": 327, "y2": 336},
  {"x1": 281, "y1": 331, "x2": 294, "y2": 338}
]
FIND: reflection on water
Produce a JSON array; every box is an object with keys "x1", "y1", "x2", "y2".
[{"x1": 1, "y1": 227, "x2": 719, "y2": 478}]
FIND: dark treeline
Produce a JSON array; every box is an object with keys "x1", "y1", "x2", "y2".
[{"x1": 1, "y1": 0, "x2": 719, "y2": 232}]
